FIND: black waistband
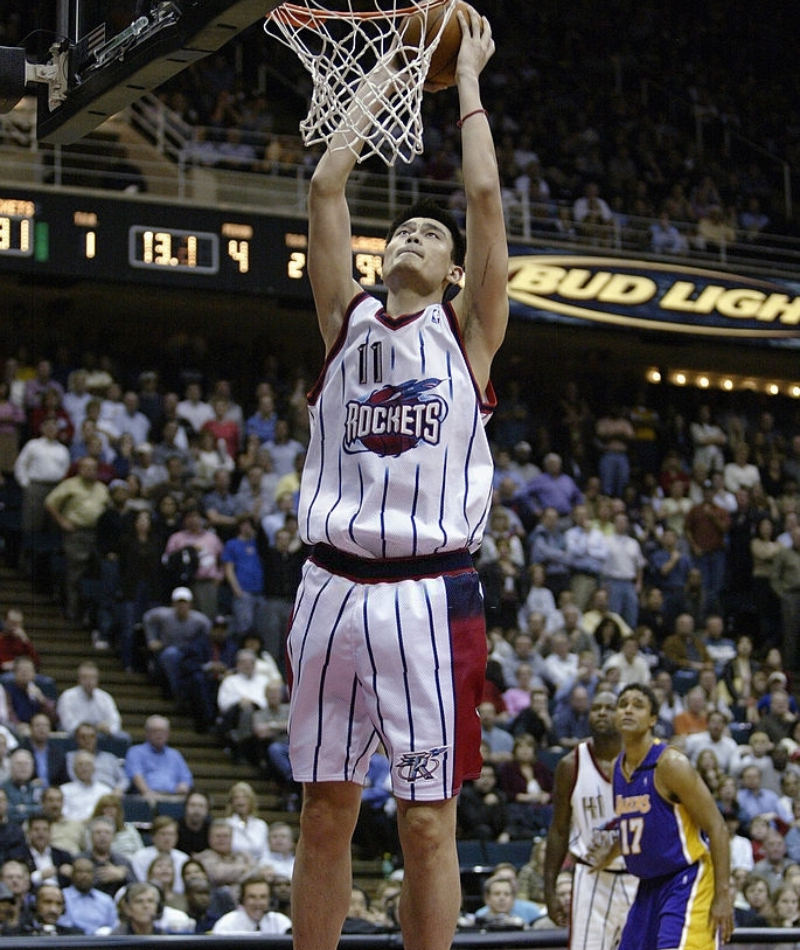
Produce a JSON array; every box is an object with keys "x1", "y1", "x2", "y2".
[{"x1": 310, "y1": 543, "x2": 474, "y2": 582}]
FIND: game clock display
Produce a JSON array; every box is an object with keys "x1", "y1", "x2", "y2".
[{"x1": 0, "y1": 189, "x2": 386, "y2": 299}]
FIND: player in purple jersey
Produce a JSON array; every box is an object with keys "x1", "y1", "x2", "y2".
[
  {"x1": 288, "y1": 10, "x2": 509, "y2": 950},
  {"x1": 594, "y1": 684, "x2": 733, "y2": 950}
]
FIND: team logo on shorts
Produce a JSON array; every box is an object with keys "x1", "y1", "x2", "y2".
[
  {"x1": 396, "y1": 746, "x2": 448, "y2": 782},
  {"x1": 343, "y1": 378, "x2": 448, "y2": 457}
]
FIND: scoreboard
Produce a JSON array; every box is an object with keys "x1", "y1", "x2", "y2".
[{"x1": 0, "y1": 188, "x2": 387, "y2": 299}]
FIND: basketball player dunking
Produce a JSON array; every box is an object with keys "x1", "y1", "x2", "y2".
[
  {"x1": 544, "y1": 690, "x2": 638, "y2": 950},
  {"x1": 286, "y1": 9, "x2": 508, "y2": 950}
]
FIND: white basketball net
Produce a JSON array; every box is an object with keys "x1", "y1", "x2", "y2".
[{"x1": 264, "y1": 0, "x2": 459, "y2": 166}]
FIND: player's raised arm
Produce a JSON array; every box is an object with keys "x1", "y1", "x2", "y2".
[
  {"x1": 451, "y1": 7, "x2": 509, "y2": 392},
  {"x1": 656, "y1": 748, "x2": 734, "y2": 944},
  {"x1": 306, "y1": 57, "x2": 398, "y2": 351}
]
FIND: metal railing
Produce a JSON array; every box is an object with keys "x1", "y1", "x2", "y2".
[{"x1": 3, "y1": 95, "x2": 800, "y2": 282}]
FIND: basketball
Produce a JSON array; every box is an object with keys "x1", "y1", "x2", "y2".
[{"x1": 400, "y1": 1, "x2": 475, "y2": 93}]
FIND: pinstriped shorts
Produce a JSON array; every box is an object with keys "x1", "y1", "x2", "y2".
[
  {"x1": 286, "y1": 555, "x2": 487, "y2": 801},
  {"x1": 570, "y1": 861, "x2": 638, "y2": 950}
]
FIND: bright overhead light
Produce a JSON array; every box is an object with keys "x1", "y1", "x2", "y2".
[
  {"x1": 698, "y1": 377, "x2": 710, "y2": 388},
  {"x1": 675, "y1": 373, "x2": 686, "y2": 385}
]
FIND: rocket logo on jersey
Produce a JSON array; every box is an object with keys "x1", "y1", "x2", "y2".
[
  {"x1": 396, "y1": 746, "x2": 447, "y2": 782},
  {"x1": 343, "y1": 378, "x2": 448, "y2": 458}
]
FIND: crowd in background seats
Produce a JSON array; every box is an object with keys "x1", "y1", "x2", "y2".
[{"x1": 2, "y1": 342, "x2": 800, "y2": 929}]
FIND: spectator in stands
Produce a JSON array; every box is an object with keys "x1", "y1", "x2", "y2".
[
  {"x1": 80, "y1": 815, "x2": 136, "y2": 897},
  {"x1": 2, "y1": 749, "x2": 40, "y2": 824},
  {"x1": 259, "y1": 526, "x2": 305, "y2": 674},
  {"x1": 177, "y1": 791, "x2": 211, "y2": 857},
  {"x1": 0, "y1": 788, "x2": 26, "y2": 866},
  {"x1": 44, "y1": 455, "x2": 110, "y2": 623},
  {"x1": 163, "y1": 506, "x2": 224, "y2": 619},
  {"x1": 222, "y1": 514, "x2": 268, "y2": 640},
  {"x1": 529, "y1": 507, "x2": 571, "y2": 598},
  {"x1": 552, "y1": 684, "x2": 592, "y2": 748},
  {"x1": 264, "y1": 822, "x2": 295, "y2": 878},
  {"x1": 497, "y1": 734, "x2": 553, "y2": 838},
  {"x1": 601, "y1": 511, "x2": 645, "y2": 629},
  {"x1": 143, "y1": 587, "x2": 212, "y2": 699},
  {"x1": 473, "y1": 865, "x2": 544, "y2": 926},
  {"x1": 770, "y1": 524, "x2": 800, "y2": 672},
  {"x1": 0, "y1": 609, "x2": 41, "y2": 671},
  {"x1": 211, "y1": 872, "x2": 291, "y2": 934},
  {"x1": 263, "y1": 418, "x2": 305, "y2": 479},
  {"x1": 112, "y1": 881, "x2": 163, "y2": 935},
  {"x1": 517, "y1": 452, "x2": 583, "y2": 521},
  {"x1": 178, "y1": 614, "x2": 236, "y2": 734},
  {"x1": 118, "y1": 508, "x2": 165, "y2": 672},
  {"x1": 117, "y1": 392, "x2": 151, "y2": 448},
  {"x1": 457, "y1": 762, "x2": 508, "y2": 842},
  {"x1": 194, "y1": 819, "x2": 254, "y2": 891},
  {"x1": 3, "y1": 656, "x2": 57, "y2": 736},
  {"x1": 20, "y1": 882, "x2": 83, "y2": 935},
  {"x1": 245, "y1": 392, "x2": 278, "y2": 445},
  {"x1": 203, "y1": 467, "x2": 239, "y2": 542},
  {"x1": 89, "y1": 794, "x2": 145, "y2": 858},
  {"x1": 602, "y1": 631, "x2": 651, "y2": 686},
  {"x1": 20, "y1": 713, "x2": 69, "y2": 788},
  {"x1": 56, "y1": 660, "x2": 125, "y2": 737},
  {"x1": 21, "y1": 813, "x2": 73, "y2": 889},
  {"x1": 39, "y1": 786, "x2": 83, "y2": 856},
  {"x1": 564, "y1": 504, "x2": 607, "y2": 611},
  {"x1": 572, "y1": 181, "x2": 613, "y2": 245},
  {"x1": 131, "y1": 816, "x2": 189, "y2": 892},
  {"x1": 736, "y1": 764, "x2": 790, "y2": 827},
  {"x1": 60, "y1": 855, "x2": 119, "y2": 935},
  {"x1": 649, "y1": 210, "x2": 688, "y2": 254},
  {"x1": 216, "y1": 650, "x2": 269, "y2": 758},
  {"x1": 60, "y1": 751, "x2": 113, "y2": 822},
  {"x1": 479, "y1": 702, "x2": 514, "y2": 765},
  {"x1": 224, "y1": 781, "x2": 269, "y2": 866},
  {"x1": 124, "y1": 715, "x2": 193, "y2": 805},
  {"x1": 684, "y1": 709, "x2": 742, "y2": 773},
  {"x1": 251, "y1": 679, "x2": 294, "y2": 797},
  {"x1": 66, "y1": 722, "x2": 127, "y2": 794}
]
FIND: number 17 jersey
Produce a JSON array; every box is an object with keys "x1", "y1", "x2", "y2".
[{"x1": 613, "y1": 741, "x2": 709, "y2": 879}]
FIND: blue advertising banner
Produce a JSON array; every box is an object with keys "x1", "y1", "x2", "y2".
[{"x1": 507, "y1": 252, "x2": 800, "y2": 348}]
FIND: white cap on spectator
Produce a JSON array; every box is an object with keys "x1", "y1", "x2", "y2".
[{"x1": 171, "y1": 587, "x2": 193, "y2": 602}]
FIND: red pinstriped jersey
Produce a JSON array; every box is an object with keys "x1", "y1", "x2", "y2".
[{"x1": 299, "y1": 292, "x2": 496, "y2": 559}]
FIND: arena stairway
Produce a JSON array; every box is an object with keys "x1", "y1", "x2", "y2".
[{"x1": 0, "y1": 563, "x2": 387, "y2": 888}]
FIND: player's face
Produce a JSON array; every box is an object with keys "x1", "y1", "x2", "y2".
[
  {"x1": 383, "y1": 217, "x2": 457, "y2": 287},
  {"x1": 589, "y1": 691, "x2": 618, "y2": 737},
  {"x1": 615, "y1": 689, "x2": 656, "y2": 738}
]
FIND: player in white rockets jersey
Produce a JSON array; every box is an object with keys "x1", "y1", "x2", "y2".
[
  {"x1": 544, "y1": 690, "x2": 638, "y2": 950},
  {"x1": 287, "y1": 11, "x2": 509, "y2": 950}
]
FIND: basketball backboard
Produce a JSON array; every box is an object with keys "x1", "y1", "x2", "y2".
[{"x1": 30, "y1": 0, "x2": 280, "y2": 143}]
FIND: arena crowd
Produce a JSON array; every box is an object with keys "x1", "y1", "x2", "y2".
[{"x1": 1, "y1": 345, "x2": 800, "y2": 932}]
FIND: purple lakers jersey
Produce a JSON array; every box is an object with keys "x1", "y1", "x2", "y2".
[
  {"x1": 613, "y1": 741, "x2": 709, "y2": 879},
  {"x1": 299, "y1": 292, "x2": 496, "y2": 559}
]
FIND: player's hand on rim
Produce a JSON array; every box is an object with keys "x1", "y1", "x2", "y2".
[{"x1": 455, "y1": 7, "x2": 494, "y2": 82}]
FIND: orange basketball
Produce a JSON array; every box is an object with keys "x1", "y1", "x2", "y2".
[{"x1": 401, "y1": 1, "x2": 475, "y2": 92}]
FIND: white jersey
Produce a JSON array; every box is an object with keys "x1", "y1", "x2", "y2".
[
  {"x1": 569, "y1": 741, "x2": 638, "y2": 950},
  {"x1": 570, "y1": 740, "x2": 625, "y2": 871},
  {"x1": 299, "y1": 293, "x2": 495, "y2": 559}
]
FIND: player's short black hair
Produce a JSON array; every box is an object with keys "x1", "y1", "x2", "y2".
[
  {"x1": 617, "y1": 682, "x2": 660, "y2": 716},
  {"x1": 386, "y1": 198, "x2": 466, "y2": 268}
]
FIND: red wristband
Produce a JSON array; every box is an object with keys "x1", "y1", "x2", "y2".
[{"x1": 457, "y1": 108, "x2": 489, "y2": 129}]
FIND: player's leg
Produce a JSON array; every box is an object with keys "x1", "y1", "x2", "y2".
[
  {"x1": 291, "y1": 780, "x2": 363, "y2": 950},
  {"x1": 395, "y1": 797, "x2": 461, "y2": 950}
]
